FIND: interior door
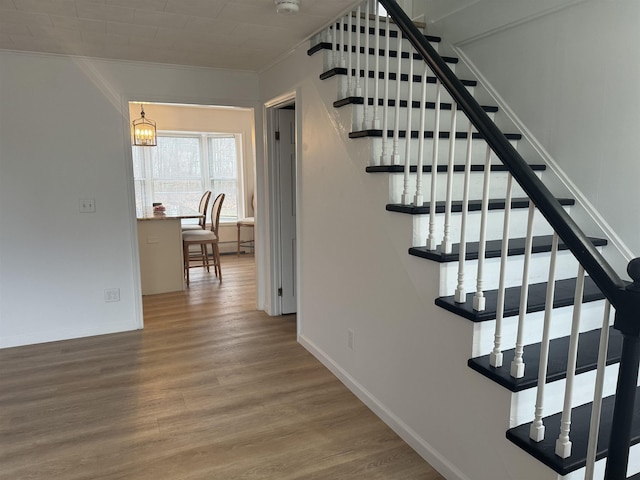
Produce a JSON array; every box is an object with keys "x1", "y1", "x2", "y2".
[{"x1": 276, "y1": 107, "x2": 296, "y2": 314}]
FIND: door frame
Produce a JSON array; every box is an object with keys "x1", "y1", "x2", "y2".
[{"x1": 263, "y1": 90, "x2": 299, "y2": 316}]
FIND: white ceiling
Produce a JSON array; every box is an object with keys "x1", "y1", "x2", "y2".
[{"x1": 0, "y1": 0, "x2": 358, "y2": 71}]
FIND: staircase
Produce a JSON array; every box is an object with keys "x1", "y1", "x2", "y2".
[{"x1": 306, "y1": 1, "x2": 640, "y2": 479}]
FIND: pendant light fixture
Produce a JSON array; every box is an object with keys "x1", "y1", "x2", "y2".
[{"x1": 132, "y1": 103, "x2": 157, "y2": 146}]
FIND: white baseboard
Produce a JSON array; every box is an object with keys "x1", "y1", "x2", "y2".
[{"x1": 298, "y1": 333, "x2": 471, "y2": 480}]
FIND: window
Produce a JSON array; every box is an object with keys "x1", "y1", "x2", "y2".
[{"x1": 133, "y1": 132, "x2": 242, "y2": 222}]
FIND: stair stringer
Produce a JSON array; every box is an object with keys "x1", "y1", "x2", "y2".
[{"x1": 280, "y1": 52, "x2": 567, "y2": 480}]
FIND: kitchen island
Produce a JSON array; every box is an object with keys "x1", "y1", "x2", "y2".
[{"x1": 136, "y1": 205, "x2": 202, "y2": 295}]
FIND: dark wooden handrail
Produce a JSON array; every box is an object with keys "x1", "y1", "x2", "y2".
[{"x1": 378, "y1": 0, "x2": 627, "y2": 307}]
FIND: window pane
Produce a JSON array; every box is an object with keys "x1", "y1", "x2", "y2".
[
  {"x1": 208, "y1": 137, "x2": 237, "y2": 180},
  {"x1": 132, "y1": 148, "x2": 145, "y2": 179},
  {"x1": 153, "y1": 137, "x2": 201, "y2": 178},
  {"x1": 153, "y1": 180, "x2": 203, "y2": 208},
  {"x1": 211, "y1": 179, "x2": 238, "y2": 221}
]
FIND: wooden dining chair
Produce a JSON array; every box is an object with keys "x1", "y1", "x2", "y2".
[
  {"x1": 182, "y1": 190, "x2": 212, "y2": 231},
  {"x1": 183, "y1": 193, "x2": 225, "y2": 286}
]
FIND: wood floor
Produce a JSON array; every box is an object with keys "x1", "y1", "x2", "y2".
[{"x1": 0, "y1": 255, "x2": 444, "y2": 480}]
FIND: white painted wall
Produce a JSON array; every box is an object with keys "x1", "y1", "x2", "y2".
[
  {"x1": 0, "y1": 51, "x2": 259, "y2": 348},
  {"x1": 259, "y1": 42, "x2": 556, "y2": 480},
  {"x1": 422, "y1": 0, "x2": 640, "y2": 266}
]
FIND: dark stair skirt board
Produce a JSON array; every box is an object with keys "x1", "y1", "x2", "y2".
[
  {"x1": 506, "y1": 385, "x2": 640, "y2": 476},
  {"x1": 436, "y1": 276, "x2": 605, "y2": 323},
  {"x1": 409, "y1": 234, "x2": 607, "y2": 263},
  {"x1": 469, "y1": 326, "x2": 622, "y2": 392},
  {"x1": 386, "y1": 197, "x2": 575, "y2": 216}
]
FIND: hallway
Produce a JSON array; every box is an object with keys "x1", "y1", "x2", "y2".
[{"x1": 0, "y1": 255, "x2": 443, "y2": 479}]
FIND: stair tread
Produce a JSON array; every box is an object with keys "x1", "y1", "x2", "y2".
[
  {"x1": 307, "y1": 33, "x2": 443, "y2": 57},
  {"x1": 469, "y1": 326, "x2": 622, "y2": 392},
  {"x1": 506, "y1": 384, "x2": 640, "y2": 475},
  {"x1": 436, "y1": 276, "x2": 605, "y2": 323},
  {"x1": 386, "y1": 197, "x2": 575, "y2": 216},
  {"x1": 350, "y1": 129, "x2": 522, "y2": 140},
  {"x1": 321, "y1": 68, "x2": 475, "y2": 86},
  {"x1": 335, "y1": 97, "x2": 498, "y2": 112},
  {"x1": 409, "y1": 234, "x2": 607, "y2": 263},
  {"x1": 367, "y1": 164, "x2": 545, "y2": 173}
]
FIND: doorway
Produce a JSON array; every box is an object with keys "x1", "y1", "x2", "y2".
[{"x1": 265, "y1": 98, "x2": 298, "y2": 315}]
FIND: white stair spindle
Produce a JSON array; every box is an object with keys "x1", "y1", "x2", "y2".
[
  {"x1": 440, "y1": 102, "x2": 457, "y2": 254},
  {"x1": 401, "y1": 47, "x2": 414, "y2": 205},
  {"x1": 372, "y1": 8, "x2": 381, "y2": 129},
  {"x1": 391, "y1": 30, "x2": 402, "y2": 165},
  {"x1": 379, "y1": 12, "x2": 391, "y2": 165},
  {"x1": 347, "y1": 11, "x2": 353, "y2": 96},
  {"x1": 472, "y1": 145, "x2": 492, "y2": 311},
  {"x1": 426, "y1": 80, "x2": 441, "y2": 251},
  {"x1": 362, "y1": 0, "x2": 371, "y2": 130},
  {"x1": 555, "y1": 265, "x2": 586, "y2": 459},
  {"x1": 413, "y1": 64, "x2": 428, "y2": 207},
  {"x1": 332, "y1": 20, "x2": 339, "y2": 69},
  {"x1": 529, "y1": 232, "x2": 560, "y2": 442},
  {"x1": 489, "y1": 173, "x2": 513, "y2": 367},
  {"x1": 585, "y1": 300, "x2": 612, "y2": 479},
  {"x1": 509, "y1": 202, "x2": 536, "y2": 378},
  {"x1": 339, "y1": 15, "x2": 346, "y2": 68},
  {"x1": 454, "y1": 119, "x2": 474, "y2": 303},
  {"x1": 355, "y1": 5, "x2": 362, "y2": 97}
]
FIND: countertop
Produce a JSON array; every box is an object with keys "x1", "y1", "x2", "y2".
[{"x1": 136, "y1": 205, "x2": 203, "y2": 221}]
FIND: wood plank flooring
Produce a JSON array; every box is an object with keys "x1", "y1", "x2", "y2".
[{"x1": 0, "y1": 255, "x2": 444, "y2": 480}]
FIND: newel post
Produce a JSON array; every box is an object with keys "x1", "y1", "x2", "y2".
[{"x1": 604, "y1": 258, "x2": 640, "y2": 480}]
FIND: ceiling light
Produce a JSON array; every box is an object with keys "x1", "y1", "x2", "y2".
[
  {"x1": 132, "y1": 104, "x2": 157, "y2": 147},
  {"x1": 275, "y1": 0, "x2": 300, "y2": 15}
]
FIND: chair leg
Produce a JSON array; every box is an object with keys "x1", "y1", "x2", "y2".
[
  {"x1": 183, "y1": 241, "x2": 190, "y2": 286},
  {"x1": 212, "y1": 242, "x2": 221, "y2": 282},
  {"x1": 201, "y1": 244, "x2": 210, "y2": 272},
  {"x1": 237, "y1": 224, "x2": 241, "y2": 257}
]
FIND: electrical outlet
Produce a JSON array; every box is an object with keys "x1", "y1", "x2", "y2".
[
  {"x1": 79, "y1": 198, "x2": 96, "y2": 213},
  {"x1": 347, "y1": 329, "x2": 355, "y2": 350},
  {"x1": 104, "y1": 288, "x2": 120, "y2": 303}
]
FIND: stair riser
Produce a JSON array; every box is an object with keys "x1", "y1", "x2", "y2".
[
  {"x1": 387, "y1": 170, "x2": 535, "y2": 204},
  {"x1": 411, "y1": 205, "x2": 567, "y2": 247},
  {"x1": 348, "y1": 102, "x2": 493, "y2": 134},
  {"x1": 509, "y1": 362, "x2": 634, "y2": 427},
  {"x1": 471, "y1": 300, "x2": 610, "y2": 358},
  {"x1": 564, "y1": 443, "x2": 640, "y2": 480},
  {"x1": 438, "y1": 247, "x2": 602, "y2": 297},
  {"x1": 366, "y1": 136, "x2": 517, "y2": 165},
  {"x1": 336, "y1": 75, "x2": 473, "y2": 105}
]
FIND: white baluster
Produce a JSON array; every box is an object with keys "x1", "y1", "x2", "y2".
[
  {"x1": 391, "y1": 29, "x2": 402, "y2": 165},
  {"x1": 426, "y1": 80, "x2": 441, "y2": 251},
  {"x1": 401, "y1": 46, "x2": 414, "y2": 205},
  {"x1": 340, "y1": 14, "x2": 346, "y2": 68},
  {"x1": 347, "y1": 12, "x2": 354, "y2": 97},
  {"x1": 372, "y1": 8, "x2": 381, "y2": 129},
  {"x1": 555, "y1": 265, "x2": 586, "y2": 458},
  {"x1": 440, "y1": 102, "x2": 457, "y2": 254},
  {"x1": 379, "y1": 12, "x2": 391, "y2": 165},
  {"x1": 333, "y1": 19, "x2": 339, "y2": 69},
  {"x1": 413, "y1": 64, "x2": 428, "y2": 207},
  {"x1": 530, "y1": 232, "x2": 559, "y2": 441},
  {"x1": 490, "y1": 173, "x2": 513, "y2": 367},
  {"x1": 362, "y1": 0, "x2": 371, "y2": 130},
  {"x1": 510, "y1": 203, "x2": 536, "y2": 378},
  {"x1": 355, "y1": 5, "x2": 362, "y2": 97},
  {"x1": 455, "y1": 119, "x2": 474, "y2": 303},
  {"x1": 472, "y1": 145, "x2": 492, "y2": 311},
  {"x1": 585, "y1": 300, "x2": 611, "y2": 480}
]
